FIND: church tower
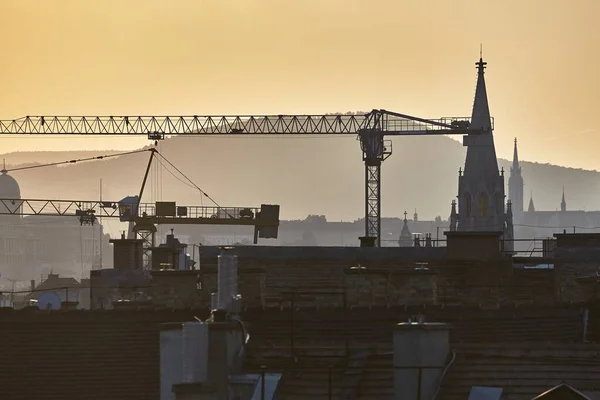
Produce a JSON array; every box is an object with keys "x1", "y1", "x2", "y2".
[
  {"x1": 456, "y1": 56, "x2": 508, "y2": 233},
  {"x1": 561, "y1": 187, "x2": 567, "y2": 212},
  {"x1": 508, "y1": 138, "x2": 524, "y2": 221}
]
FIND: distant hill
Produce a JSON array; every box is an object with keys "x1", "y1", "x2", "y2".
[{"x1": 1, "y1": 135, "x2": 599, "y2": 221}]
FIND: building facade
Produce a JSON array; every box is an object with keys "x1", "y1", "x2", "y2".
[{"x1": 0, "y1": 168, "x2": 112, "y2": 281}]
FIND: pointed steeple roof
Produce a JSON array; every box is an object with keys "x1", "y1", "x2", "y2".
[
  {"x1": 511, "y1": 138, "x2": 521, "y2": 172},
  {"x1": 528, "y1": 193, "x2": 536, "y2": 212},
  {"x1": 463, "y1": 54, "x2": 499, "y2": 176},
  {"x1": 400, "y1": 210, "x2": 412, "y2": 237},
  {"x1": 561, "y1": 186, "x2": 566, "y2": 212},
  {"x1": 470, "y1": 57, "x2": 493, "y2": 132}
]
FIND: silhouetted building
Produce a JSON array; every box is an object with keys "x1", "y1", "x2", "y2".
[
  {"x1": 451, "y1": 56, "x2": 514, "y2": 252},
  {"x1": 0, "y1": 167, "x2": 111, "y2": 280},
  {"x1": 509, "y1": 140, "x2": 600, "y2": 237},
  {"x1": 398, "y1": 211, "x2": 413, "y2": 247},
  {"x1": 508, "y1": 138, "x2": 524, "y2": 220}
]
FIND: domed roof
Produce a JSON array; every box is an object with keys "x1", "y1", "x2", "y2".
[{"x1": 0, "y1": 168, "x2": 21, "y2": 199}]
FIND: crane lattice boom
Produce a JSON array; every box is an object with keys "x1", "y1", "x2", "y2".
[
  {"x1": 0, "y1": 108, "x2": 493, "y2": 247},
  {"x1": 0, "y1": 110, "x2": 488, "y2": 136},
  {"x1": 0, "y1": 198, "x2": 277, "y2": 227}
]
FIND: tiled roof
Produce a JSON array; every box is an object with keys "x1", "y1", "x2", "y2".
[
  {"x1": 532, "y1": 382, "x2": 594, "y2": 400},
  {"x1": 438, "y1": 343, "x2": 600, "y2": 400},
  {"x1": 0, "y1": 309, "x2": 206, "y2": 400},
  {"x1": 246, "y1": 305, "x2": 584, "y2": 355},
  {"x1": 0, "y1": 305, "x2": 589, "y2": 400},
  {"x1": 29, "y1": 275, "x2": 83, "y2": 300},
  {"x1": 353, "y1": 343, "x2": 600, "y2": 400},
  {"x1": 245, "y1": 305, "x2": 586, "y2": 400}
]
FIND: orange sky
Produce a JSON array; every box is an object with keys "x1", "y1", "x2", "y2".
[{"x1": 1, "y1": 0, "x2": 599, "y2": 169}]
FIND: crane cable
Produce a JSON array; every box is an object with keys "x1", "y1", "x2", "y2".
[
  {"x1": 3, "y1": 149, "x2": 152, "y2": 173},
  {"x1": 3, "y1": 146, "x2": 228, "y2": 214},
  {"x1": 153, "y1": 151, "x2": 230, "y2": 214}
]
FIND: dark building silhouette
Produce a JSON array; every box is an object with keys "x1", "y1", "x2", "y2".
[
  {"x1": 397, "y1": 211, "x2": 413, "y2": 247},
  {"x1": 450, "y1": 56, "x2": 514, "y2": 252},
  {"x1": 508, "y1": 138, "x2": 524, "y2": 220},
  {"x1": 509, "y1": 140, "x2": 600, "y2": 234}
]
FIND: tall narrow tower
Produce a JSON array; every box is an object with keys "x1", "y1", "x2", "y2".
[
  {"x1": 508, "y1": 138, "x2": 524, "y2": 221},
  {"x1": 456, "y1": 56, "x2": 507, "y2": 233}
]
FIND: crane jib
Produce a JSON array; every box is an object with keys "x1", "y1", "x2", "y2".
[{"x1": 0, "y1": 109, "x2": 490, "y2": 247}]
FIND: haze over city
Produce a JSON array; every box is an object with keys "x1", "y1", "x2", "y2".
[
  {"x1": 5, "y1": 2, "x2": 600, "y2": 399},
  {"x1": 1, "y1": 0, "x2": 599, "y2": 170}
]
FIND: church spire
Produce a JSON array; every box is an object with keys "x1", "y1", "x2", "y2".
[
  {"x1": 528, "y1": 192, "x2": 536, "y2": 213},
  {"x1": 398, "y1": 210, "x2": 413, "y2": 247},
  {"x1": 512, "y1": 138, "x2": 520, "y2": 171},
  {"x1": 471, "y1": 55, "x2": 492, "y2": 132},
  {"x1": 508, "y1": 137, "x2": 524, "y2": 219},
  {"x1": 462, "y1": 54, "x2": 499, "y2": 176},
  {"x1": 561, "y1": 186, "x2": 567, "y2": 212},
  {"x1": 456, "y1": 53, "x2": 505, "y2": 233}
]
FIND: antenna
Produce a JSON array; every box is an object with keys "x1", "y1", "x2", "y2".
[
  {"x1": 98, "y1": 178, "x2": 103, "y2": 270},
  {"x1": 480, "y1": 43, "x2": 483, "y2": 59}
]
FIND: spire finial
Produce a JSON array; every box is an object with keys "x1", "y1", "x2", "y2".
[
  {"x1": 403, "y1": 210, "x2": 407, "y2": 220},
  {"x1": 476, "y1": 46, "x2": 487, "y2": 71}
]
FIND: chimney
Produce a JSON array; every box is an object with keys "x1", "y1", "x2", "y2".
[
  {"x1": 393, "y1": 319, "x2": 450, "y2": 400},
  {"x1": 214, "y1": 247, "x2": 239, "y2": 313},
  {"x1": 109, "y1": 237, "x2": 144, "y2": 270},
  {"x1": 160, "y1": 323, "x2": 184, "y2": 400},
  {"x1": 170, "y1": 311, "x2": 245, "y2": 400}
]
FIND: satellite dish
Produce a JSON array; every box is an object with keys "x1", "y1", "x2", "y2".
[{"x1": 37, "y1": 291, "x2": 61, "y2": 310}]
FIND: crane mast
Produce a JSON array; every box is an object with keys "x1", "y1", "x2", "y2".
[{"x1": 0, "y1": 109, "x2": 491, "y2": 246}]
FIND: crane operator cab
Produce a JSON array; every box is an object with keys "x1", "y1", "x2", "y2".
[{"x1": 118, "y1": 195, "x2": 139, "y2": 222}]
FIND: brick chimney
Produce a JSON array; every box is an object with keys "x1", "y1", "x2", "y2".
[{"x1": 109, "y1": 237, "x2": 144, "y2": 270}]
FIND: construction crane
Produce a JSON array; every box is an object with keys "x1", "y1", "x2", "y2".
[
  {"x1": 0, "y1": 109, "x2": 491, "y2": 246},
  {"x1": 0, "y1": 148, "x2": 280, "y2": 267}
]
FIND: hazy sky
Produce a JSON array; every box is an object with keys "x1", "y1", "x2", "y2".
[{"x1": 1, "y1": 0, "x2": 599, "y2": 169}]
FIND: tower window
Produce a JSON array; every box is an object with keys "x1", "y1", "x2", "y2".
[
  {"x1": 479, "y1": 192, "x2": 488, "y2": 217},
  {"x1": 464, "y1": 193, "x2": 472, "y2": 217}
]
